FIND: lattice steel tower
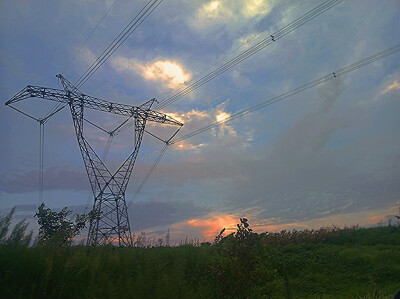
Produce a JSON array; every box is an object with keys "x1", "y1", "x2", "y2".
[{"x1": 5, "y1": 75, "x2": 183, "y2": 246}]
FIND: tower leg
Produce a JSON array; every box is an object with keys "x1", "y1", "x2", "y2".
[
  {"x1": 87, "y1": 193, "x2": 132, "y2": 246},
  {"x1": 69, "y1": 101, "x2": 145, "y2": 246}
]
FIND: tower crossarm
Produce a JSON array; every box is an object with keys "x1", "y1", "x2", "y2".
[
  {"x1": 5, "y1": 85, "x2": 69, "y2": 106},
  {"x1": 5, "y1": 85, "x2": 183, "y2": 127}
]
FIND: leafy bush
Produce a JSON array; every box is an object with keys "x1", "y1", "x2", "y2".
[
  {"x1": 35, "y1": 203, "x2": 92, "y2": 246},
  {"x1": 209, "y1": 218, "x2": 275, "y2": 298}
]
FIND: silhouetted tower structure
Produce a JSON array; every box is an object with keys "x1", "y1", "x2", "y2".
[{"x1": 5, "y1": 75, "x2": 183, "y2": 246}]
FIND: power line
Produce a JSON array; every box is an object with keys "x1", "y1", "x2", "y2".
[
  {"x1": 39, "y1": 122, "x2": 44, "y2": 203},
  {"x1": 75, "y1": 0, "x2": 157, "y2": 87},
  {"x1": 169, "y1": 43, "x2": 400, "y2": 145},
  {"x1": 75, "y1": 0, "x2": 163, "y2": 89},
  {"x1": 155, "y1": 0, "x2": 343, "y2": 110},
  {"x1": 84, "y1": 0, "x2": 334, "y2": 136},
  {"x1": 128, "y1": 43, "x2": 400, "y2": 203},
  {"x1": 9, "y1": 101, "x2": 67, "y2": 204},
  {"x1": 126, "y1": 0, "x2": 344, "y2": 201},
  {"x1": 154, "y1": 0, "x2": 309, "y2": 109},
  {"x1": 128, "y1": 144, "x2": 168, "y2": 206},
  {"x1": 62, "y1": 0, "x2": 118, "y2": 75}
]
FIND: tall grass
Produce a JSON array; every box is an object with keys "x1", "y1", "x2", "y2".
[
  {"x1": 0, "y1": 209, "x2": 399, "y2": 298},
  {"x1": 0, "y1": 207, "x2": 32, "y2": 247}
]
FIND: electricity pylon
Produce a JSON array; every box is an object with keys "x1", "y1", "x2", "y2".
[{"x1": 5, "y1": 75, "x2": 183, "y2": 246}]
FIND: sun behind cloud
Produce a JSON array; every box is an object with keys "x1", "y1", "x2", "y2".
[
  {"x1": 111, "y1": 56, "x2": 191, "y2": 89},
  {"x1": 141, "y1": 60, "x2": 192, "y2": 89},
  {"x1": 193, "y1": 0, "x2": 275, "y2": 28},
  {"x1": 202, "y1": 1, "x2": 221, "y2": 18},
  {"x1": 242, "y1": 0, "x2": 274, "y2": 18},
  {"x1": 216, "y1": 111, "x2": 230, "y2": 123},
  {"x1": 184, "y1": 214, "x2": 239, "y2": 240}
]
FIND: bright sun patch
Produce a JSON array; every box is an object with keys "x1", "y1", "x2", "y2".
[
  {"x1": 216, "y1": 111, "x2": 230, "y2": 123},
  {"x1": 242, "y1": 0, "x2": 273, "y2": 18},
  {"x1": 201, "y1": 1, "x2": 222, "y2": 18},
  {"x1": 141, "y1": 60, "x2": 192, "y2": 89},
  {"x1": 111, "y1": 57, "x2": 191, "y2": 90}
]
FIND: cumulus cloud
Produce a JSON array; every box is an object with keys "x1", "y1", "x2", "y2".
[
  {"x1": 78, "y1": 47, "x2": 96, "y2": 66},
  {"x1": 238, "y1": 33, "x2": 261, "y2": 49},
  {"x1": 242, "y1": 0, "x2": 274, "y2": 18},
  {"x1": 156, "y1": 105, "x2": 241, "y2": 150},
  {"x1": 176, "y1": 141, "x2": 206, "y2": 151},
  {"x1": 193, "y1": 0, "x2": 276, "y2": 28},
  {"x1": 215, "y1": 110, "x2": 237, "y2": 137},
  {"x1": 111, "y1": 56, "x2": 192, "y2": 89},
  {"x1": 198, "y1": 1, "x2": 226, "y2": 20},
  {"x1": 382, "y1": 80, "x2": 400, "y2": 94}
]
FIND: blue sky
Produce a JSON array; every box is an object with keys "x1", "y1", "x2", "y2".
[{"x1": 0, "y1": 0, "x2": 399, "y2": 242}]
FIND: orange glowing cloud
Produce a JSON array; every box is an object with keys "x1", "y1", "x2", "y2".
[
  {"x1": 183, "y1": 214, "x2": 239, "y2": 240},
  {"x1": 175, "y1": 141, "x2": 206, "y2": 151},
  {"x1": 382, "y1": 79, "x2": 400, "y2": 94},
  {"x1": 169, "y1": 202, "x2": 400, "y2": 242}
]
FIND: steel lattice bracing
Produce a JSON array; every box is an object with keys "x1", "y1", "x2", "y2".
[{"x1": 5, "y1": 75, "x2": 183, "y2": 246}]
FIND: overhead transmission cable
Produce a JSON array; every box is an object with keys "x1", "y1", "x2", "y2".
[
  {"x1": 169, "y1": 43, "x2": 400, "y2": 144},
  {"x1": 128, "y1": 43, "x2": 400, "y2": 202},
  {"x1": 9, "y1": 95, "x2": 69, "y2": 203},
  {"x1": 62, "y1": 0, "x2": 118, "y2": 75},
  {"x1": 118, "y1": 0, "x2": 344, "y2": 200},
  {"x1": 155, "y1": 0, "x2": 308, "y2": 109},
  {"x1": 127, "y1": 144, "x2": 168, "y2": 207},
  {"x1": 39, "y1": 122, "x2": 44, "y2": 203},
  {"x1": 75, "y1": 0, "x2": 163, "y2": 89},
  {"x1": 105, "y1": 0, "x2": 344, "y2": 138},
  {"x1": 74, "y1": 0, "x2": 333, "y2": 147},
  {"x1": 155, "y1": 0, "x2": 343, "y2": 110},
  {"x1": 71, "y1": 0, "x2": 163, "y2": 189}
]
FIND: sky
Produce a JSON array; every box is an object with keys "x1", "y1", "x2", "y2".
[{"x1": 0, "y1": 0, "x2": 399, "y2": 243}]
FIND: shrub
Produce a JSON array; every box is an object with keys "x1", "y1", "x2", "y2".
[
  {"x1": 209, "y1": 218, "x2": 275, "y2": 298},
  {"x1": 35, "y1": 203, "x2": 92, "y2": 246}
]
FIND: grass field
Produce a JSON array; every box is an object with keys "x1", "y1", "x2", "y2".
[{"x1": 0, "y1": 225, "x2": 399, "y2": 298}]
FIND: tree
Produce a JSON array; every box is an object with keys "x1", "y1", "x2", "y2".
[{"x1": 34, "y1": 203, "x2": 92, "y2": 246}]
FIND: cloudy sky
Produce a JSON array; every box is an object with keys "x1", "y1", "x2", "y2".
[{"x1": 0, "y1": 0, "x2": 399, "y2": 242}]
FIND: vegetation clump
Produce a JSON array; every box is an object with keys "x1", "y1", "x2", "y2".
[
  {"x1": 209, "y1": 218, "x2": 275, "y2": 298},
  {"x1": 35, "y1": 203, "x2": 93, "y2": 246}
]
